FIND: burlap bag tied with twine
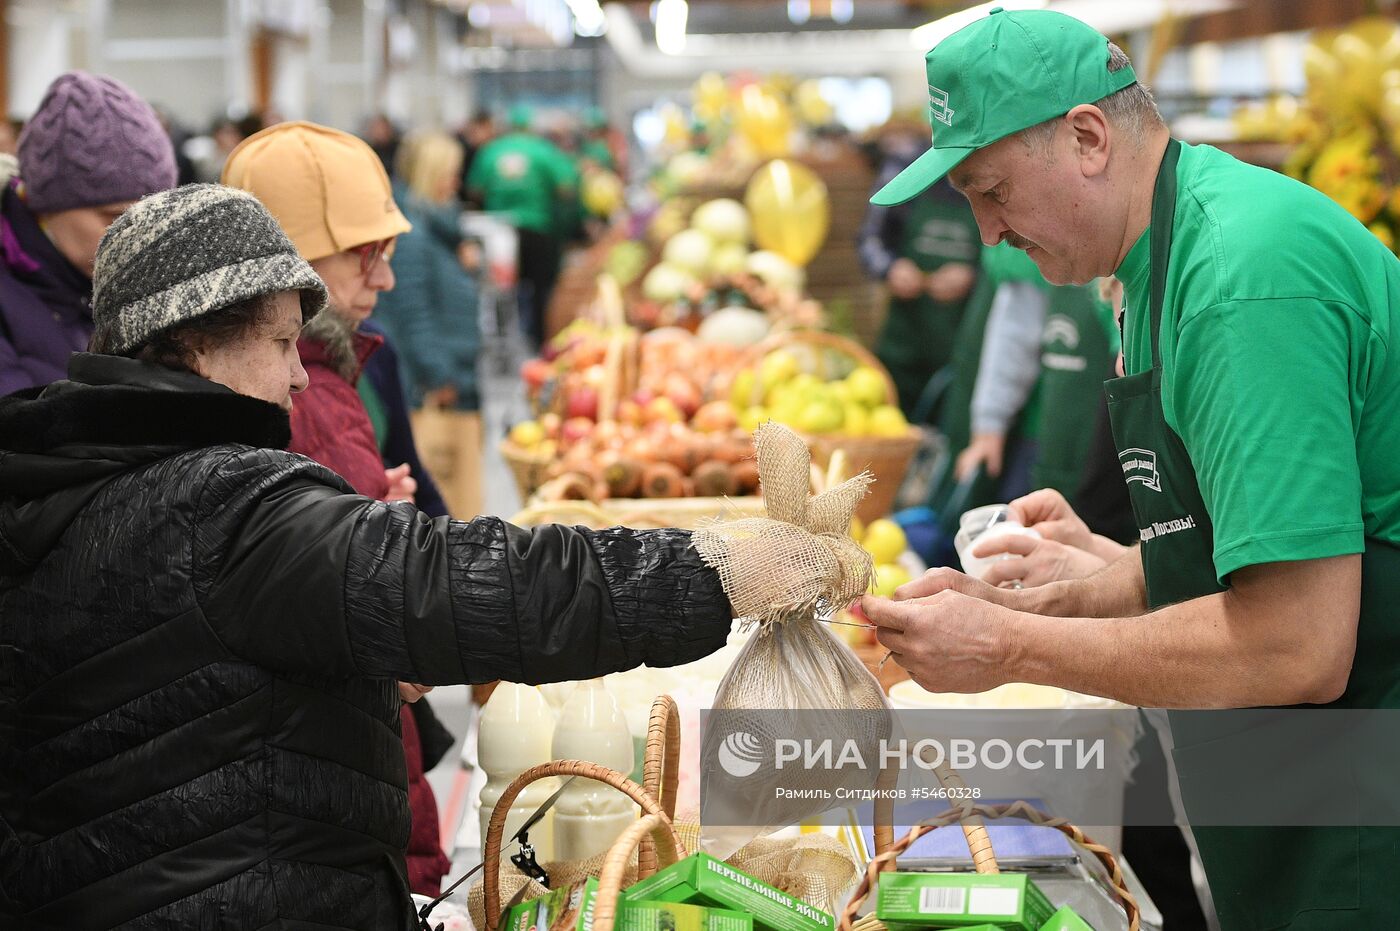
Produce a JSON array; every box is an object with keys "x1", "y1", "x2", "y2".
[
  {"x1": 694, "y1": 423, "x2": 892, "y2": 858},
  {"x1": 693, "y1": 422, "x2": 874, "y2": 627}
]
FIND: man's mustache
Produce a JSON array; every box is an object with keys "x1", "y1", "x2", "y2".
[{"x1": 1004, "y1": 232, "x2": 1038, "y2": 251}]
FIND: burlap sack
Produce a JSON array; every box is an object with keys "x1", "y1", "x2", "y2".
[{"x1": 693, "y1": 423, "x2": 891, "y2": 858}]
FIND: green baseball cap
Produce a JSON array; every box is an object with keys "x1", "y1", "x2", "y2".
[{"x1": 871, "y1": 7, "x2": 1137, "y2": 206}]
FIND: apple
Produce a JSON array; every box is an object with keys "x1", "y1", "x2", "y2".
[
  {"x1": 692, "y1": 400, "x2": 738, "y2": 433},
  {"x1": 868, "y1": 404, "x2": 911, "y2": 437},
  {"x1": 521, "y1": 358, "x2": 554, "y2": 392},
  {"x1": 645, "y1": 397, "x2": 684, "y2": 424},
  {"x1": 664, "y1": 380, "x2": 702, "y2": 419},
  {"x1": 631, "y1": 387, "x2": 657, "y2": 407},
  {"x1": 508, "y1": 420, "x2": 545, "y2": 448},
  {"x1": 566, "y1": 386, "x2": 599, "y2": 421},
  {"x1": 561, "y1": 416, "x2": 595, "y2": 446},
  {"x1": 845, "y1": 366, "x2": 888, "y2": 409},
  {"x1": 539, "y1": 412, "x2": 562, "y2": 439},
  {"x1": 617, "y1": 399, "x2": 644, "y2": 427}
]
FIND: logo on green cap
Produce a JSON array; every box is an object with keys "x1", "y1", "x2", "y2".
[{"x1": 928, "y1": 85, "x2": 954, "y2": 127}]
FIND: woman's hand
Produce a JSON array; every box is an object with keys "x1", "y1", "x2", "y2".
[
  {"x1": 384, "y1": 463, "x2": 418, "y2": 504},
  {"x1": 398, "y1": 682, "x2": 433, "y2": 703}
]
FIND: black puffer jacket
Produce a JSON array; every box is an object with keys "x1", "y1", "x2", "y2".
[{"x1": 0, "y1": 354, "x2": 732, "y2": 930}]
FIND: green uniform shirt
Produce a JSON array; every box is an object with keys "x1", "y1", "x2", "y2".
[
  {"x1": 1118, "y1": 141, "x2": 1400, "y2": 582},
  {"x1": 466, "y1": 132, "x2": 574, "y2": 235}
]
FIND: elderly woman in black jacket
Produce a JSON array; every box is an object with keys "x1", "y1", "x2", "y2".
[{"x1": 0, "y1": 185, "x2": 733, "y2": 930}]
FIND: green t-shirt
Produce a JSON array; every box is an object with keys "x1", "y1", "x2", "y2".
[
  {"x1": 466, "y1": 132, "x2": 576, "y2": 235},
  {"x1": 1118, "y1": 141, "x2": 1400, "y2": 582}
]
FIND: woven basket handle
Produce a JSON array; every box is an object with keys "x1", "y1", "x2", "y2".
[
  {"x1": 592, "y1": 813, "x2": 681, "y2": 931},
  {"x1": 638, "y1": 695, "x2": 681, "y2": 875},
  {"x1": 843, "y1": 801, "x2": 1140, "y2": 931},
  {"x1": 483, "y1": 759, "x2": 685, "y2": 930}
]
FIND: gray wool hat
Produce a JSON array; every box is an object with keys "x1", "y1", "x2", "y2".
[{"x1": 91, "y1": 183, "x2": 328, "y2": 356}]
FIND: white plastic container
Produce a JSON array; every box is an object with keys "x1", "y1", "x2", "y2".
[
  {"x1": 477, "y1": 683, "x2": 558, "y2": 861},
  {"x1": 551, "y1": 678, "x2": 637, "y2": 860},
  {"x1": 954, "y1": 504, "x2": 1041, "y2": 581}
]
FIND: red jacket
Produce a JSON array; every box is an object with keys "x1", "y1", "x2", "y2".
[
  {"x1": 289, "y1": 330, "x2": 389, "y2": 499},
  {"x1": 288, "y1": 327, "x2": 453, "y2": 895}
]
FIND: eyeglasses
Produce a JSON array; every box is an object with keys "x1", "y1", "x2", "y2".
[{"x1": 352, "y1": 238, "x2": 394, "y2": 275}]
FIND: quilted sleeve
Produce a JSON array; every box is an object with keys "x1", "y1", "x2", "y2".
[{"x1": 191, "y1": 448, "x2": 732, "y2": 684}]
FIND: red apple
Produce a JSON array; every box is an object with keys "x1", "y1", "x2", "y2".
[
  {"x1": 566, "y1": 386, "x2": 599, "y2": 421},
  {"x1": 561, "y1": 416, "x2": 595, "y2": 446},
  {"x1": 631, "y1": 387, "x2": 656, "y2": 407},
  {"x1": 521, "y1": 358, "x2": 554, "y2": 392}
]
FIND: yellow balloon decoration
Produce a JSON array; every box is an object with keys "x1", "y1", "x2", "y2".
[
  {"x1": 735, "y1": 84, "x2": 793, "y2": 158},
  {"x1": 744, "y1": 159, "x2": 830, "y2": 267},
  {"x1": 795, "y1": 79, "x2": 834, "y2": 127},
  {"x1": 693, "y1": 71, "x2": 730, "y2": 124},
  {"x1": 660, "y1": 103, "x2": 690, "y2": 148}
]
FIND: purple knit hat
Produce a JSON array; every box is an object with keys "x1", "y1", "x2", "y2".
[{"x1": 18, "y1": 72, "x2": 177, "y2": 214}]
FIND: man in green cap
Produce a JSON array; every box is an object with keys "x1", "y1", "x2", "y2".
[
  {"x1": 466, "y1": 104, "x2": 578, "y2": 348},
  {"x1": 861, "y1": 8, "x2": 1400, "y2": 929}
]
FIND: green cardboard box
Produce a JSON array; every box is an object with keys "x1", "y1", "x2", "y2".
[
  {"x1": 1039, "y1": 905, "x2": 1095, "y2": 931},
  {"x1": 876, "y1": 873, "x2": 1054, "y2": 930},
  {"x1": 500, "y1": 878, "x2": 754, "y2": 931},
  {"x1": 622, "y1": 852, "x2": 834, "y2": 931},
  {"x1": 499, "y1": 878, "x2": 596, "y2": 931},
  {"x1": 623, "y1": 899, "x2": 754, "y2": 931}
]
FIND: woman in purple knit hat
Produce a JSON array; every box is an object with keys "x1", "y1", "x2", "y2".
[{"x1": 0, "y1": 71, "x2": 177, "y2": 396}]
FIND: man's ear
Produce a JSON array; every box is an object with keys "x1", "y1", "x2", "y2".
[{"x1": 1065, "y1": 104, "x2": 1111, "y2": 178}]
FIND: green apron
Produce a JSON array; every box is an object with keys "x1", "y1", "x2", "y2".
[
  {"x1": 1030, "y1": 285, "x2": 1113, "y2": 497},
  {"x1": 876, "y1": 191, "x2": 980, "y2": 416},
  {"x1": 1106, "y1": 139, "x2": 1400, "y2": 930}
]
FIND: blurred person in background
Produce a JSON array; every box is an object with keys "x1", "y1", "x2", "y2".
[
  {"x1": 379, "y1": 130, "x2": 487, "y2": 520},
  {"x1": 0, "y1": 71, "x2": 175, "y2": 396},
  {"x1": 365, "y1": 112, "x2": 402, "y2": 176},
  {"x1": 858, "y1": 118, "x2": 980, "y2": 417},
  {"x1": 580, "y1": 104, "x2": 625, "y2": 175},
  {"x1": 466, "y1": 103, "x2": 578, "y2": 349},
  {"x1": 0, "y1": 183, "x2": 736, "y2": 928},
  {"x1": 379, "y1": 130, "x2": 482, "y2": 413},
  {"x1": 456, "y1": 108, "x2": 497, "y2": 203}
]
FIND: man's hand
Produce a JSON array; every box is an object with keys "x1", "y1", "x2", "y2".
[
  {"x1": 926, "y1": 262, "x2": 976, "y2": 303},
  {"x1": 862, "y1": 589, "x2": 1016, "y2": 694},
  {"x1": 972, "y1": 534, "x2": 1107, "y2": 588},
  {"x1": 891, "y1": 564, "x2": 1020, "y2": 606},
  {"x1": 1008, "y1": 488, "x2": 1094, "y2": 550},
  {"x1": 887, "y1": 258, "x2": 925, "y2": 300},
  {"x1": 385, "y1": 463, "x2": 418, "y2": 504},
  {"x1": 1008, "y1": 488, "x2": 1129, "y2": 563},
  {"x1": 398, "y1": 682, "x2": 434, "y2": 703},
  {"x1": 956, "y1": 432, "x2": 1005, "y2": 479}
]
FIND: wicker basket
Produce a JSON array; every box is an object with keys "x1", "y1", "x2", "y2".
[
  {"x1": 481, "y1": 695, "x2": 685, "y2": 931},
  {"x1": 728, "y1": 329, "x2": 919, "y2": 523},
  {"x1": 501, "y1": 440, "x2": 556, "y2": 503},
  {"x1": 842, "y1": 799, "x2": 1142, "y2": 931}
]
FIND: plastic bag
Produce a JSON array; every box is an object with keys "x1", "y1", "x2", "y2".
[{"x1": 693, "y1": 423, "x2": 891, "y2": 856}]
